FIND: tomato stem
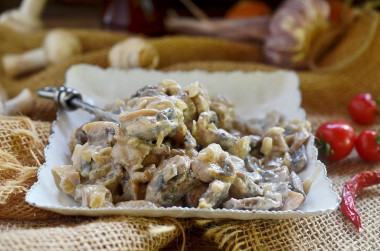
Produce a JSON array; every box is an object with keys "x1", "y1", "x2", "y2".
[
  {"x1": 375, "y1": 96, "x2": 380, "y2": 116},
  {"x1": 315, "y1": 133, "x2": 334, "y2": 162},
  {"x1": 376, "y1": 129, "x2": 380, "y2": 145},
  {"x1": 376, "y1": 96, "x2": 380, "y2": 105}
]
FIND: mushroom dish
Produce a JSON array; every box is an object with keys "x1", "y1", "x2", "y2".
[{"x1": 52, "y1": 80, "x2": 311, "y2": 211}]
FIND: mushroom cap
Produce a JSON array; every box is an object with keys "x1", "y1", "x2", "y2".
[
  {"x1": 43, "y1": 29, "x2": 82, "y2": 64},
  {"x1": 108, "y1": 37, "x2": 159, "y2": 70}
]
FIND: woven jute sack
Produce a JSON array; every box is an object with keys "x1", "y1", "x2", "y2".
[
  {"x1": 0, "y1": 116, "x2": 190, "y2": 250},
  {"x1": 0, "y1": 11, "x2": 379, "y2": 251}
]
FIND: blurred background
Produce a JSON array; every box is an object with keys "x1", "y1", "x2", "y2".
[
  {"x1": 0, "y1": 0, "x2": 371, "y2": 36},
  {"x1": 0, "y1": 0, "x2": 281, "y2": 33}
]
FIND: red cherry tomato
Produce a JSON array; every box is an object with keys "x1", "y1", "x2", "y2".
[
  {"x1": 315, "y1": 121, "x2": 355, "y2": 162},
  {"x1": 355, "y1": 130, "x2": 380, "y2": 162},
  {"x1": 348, "y1": 93, "x2": 378, "y2": 125}
]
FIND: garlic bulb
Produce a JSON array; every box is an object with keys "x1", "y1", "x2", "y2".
[{"x1": 264, "y1": 0, "x2": 330, "y2": 69}]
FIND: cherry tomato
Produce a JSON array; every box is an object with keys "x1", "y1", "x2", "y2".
[
  {"x1": 315, "y1": 121, "x2": 355, "y2": 162},
  {"x1": 348, "y1": 93, "x2": 378, "y2": 125},
  {"x1": 355, "y1": 130, "x2": 380, "y2": 162}
]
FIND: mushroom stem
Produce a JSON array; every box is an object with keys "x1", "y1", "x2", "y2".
[
  {"x1": 3, "y1": 48, "x2": 46, "y2": 77},
  {"x1": 20, "y1": 0, "x2": 47, "y2": 18},
  {"x1": 5, "y1": 88, "x2": 35, "y2": 115},
  {"x1": 0, "y1": 0, "x2": 47, "y2": 33},
  {"x1": 2, "y1": 29, "x2": 82, "y2": 77}
]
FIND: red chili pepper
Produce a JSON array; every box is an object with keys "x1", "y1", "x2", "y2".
[{"x1": 341, "y1": 171, "x2": 380, "y2": 233}]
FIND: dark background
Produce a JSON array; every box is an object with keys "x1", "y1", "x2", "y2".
[
  {"x1": 0, "y1": 0, "x2": 282, "y2": 30},
  {"x1": 0, "y1": 0, "x2": 375, "y2": 34}
]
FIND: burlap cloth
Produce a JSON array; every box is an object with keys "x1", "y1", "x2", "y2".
[{"x1": 0, "y1": 12, "x2": 379, "y2": 251}]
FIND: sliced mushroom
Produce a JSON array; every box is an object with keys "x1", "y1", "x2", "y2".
[
  {"x1": 262, "y1": 127, "x2": 289, "y2": 154},
  {"x1": 281, "y1": 190, "x2": 305, "y2": 211},
  {"x1": 74, "y1": 184, "x2": 113, "y2": 208},
  {"x1": 210, "y1": 95, "x2": 235, "y2": 131},
  {"x1": 185, "y1": 82, "x2": 210, "y2": 115},
  {"x1": 118, "y1": 96, "x2": 186, "y2": 145},
  {"x1": 145, "y1": 155, "x2": 201, "y2": 207},
  {"x1": 194, "y1": 111, "x2": 250, "y2": 158},
  {"x1": 290, "y1": 144, "x2": 307, "y2": 173},
  {"x1": 261, "y1": 165, "x2": 290, "y2": 183},
  {"x1": 199, "y1": 180, "x2": 231, "y2": 209},
  {"x1": 184, "y1": 183, "x2": 208, "y2": 208},
  {"x1": 289, "y1": 171, "x2": 305, "y2": 195},
  {"x1": 51, "y1": 165, "x2": 80, "y2": 197},
  {"x1": 223, "y1": 190, "x2": 282, "y2": 211},
  {"x1": 191, "y1": 143, "x2": 236, "y2": 183},
  {"x1": 230, "y1": 167, "x2": 263, "y2": 199}
]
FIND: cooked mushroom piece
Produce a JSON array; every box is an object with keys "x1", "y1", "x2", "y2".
[
  {"x1": 284, "y1": 119, "x2": 311, "y2": 153},
  {"x1": 145, "y1": 155, "x2": 201, "y2": 206},
  {"x1": 289, "y1": 171, "x2": 305, "y2": 195},
  {"x1": 185, "y1": 82, "x2": 210, "y2": 115},
  {"x1": 199, "y1": 180, "x2": 231, "y2": 209},
  {"x1": 229, "y1": 167, "x2": 263, "y2": 199},
  {"x1": 262, "y1": 127, "x2": 289, "y2": 155},
  {"x1": 223, "y1": 190, "x2": 282, "y2": 211},
  {"x1": 118, "y1": 95, "x2": 187, "y2": 145},
  {"x1": 184, "y1": 183, "x2": 208, "y2": 208},
  {"x1": 119, "y1": 108, "x2": 178, "y2": 142},
  {"x1": 281, "y1": 191, "x2": 305, "y2": 211},
  {"x1": 194, "y1": 111, "x2": 250, "y2": 158},
  {"x1": 261, "y1": 165, "x2": 290, "y2": 183},
  {"x1": 191, "y1": 144, "x2": 236, "y2": 183},
  {"x1": 74, "y1": 184, "x2": 113, "y2": 208},
  {"x1": 290, "y1": 144, "x2": 307, "y2": 173},
  {"x1": 210, "y1": 95, "x2": 235, "y2": 131}
]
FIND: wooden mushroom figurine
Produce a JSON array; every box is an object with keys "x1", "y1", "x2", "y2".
[
  {"x1": 0, "y1": 0, "x2": 47, "y2": 33},
  {"x1": 108, "y1": 37, "x2": 159, "y2": 70},
  {"x1": 2, "y1": 29, "x2": 82, "y2": 77}
]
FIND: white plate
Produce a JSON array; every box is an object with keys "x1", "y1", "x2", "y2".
[{"x1": 26, "y1": 64, "x2": 340, "y2": 219}]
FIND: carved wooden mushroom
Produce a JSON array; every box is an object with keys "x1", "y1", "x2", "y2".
[
  {"x1": 0, "y1": 0, "x2": 47, "y2": 33},
  {"x1": 108, "y1": 37, "x2": 159, "y2": 70},
  {"x1": 2, "y1": 29, "x2": 82, "y2": 77}
]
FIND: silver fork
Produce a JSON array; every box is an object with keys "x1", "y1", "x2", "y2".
[{"x1": 37, "y1": 86, "x2": 119, "y2": 123}]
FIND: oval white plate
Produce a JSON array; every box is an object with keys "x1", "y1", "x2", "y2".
[{"x1": 26, "y1": 64, "x2": 340, "y2": 219}]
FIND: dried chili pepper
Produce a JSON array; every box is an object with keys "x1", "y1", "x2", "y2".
[{"x1": 341, "y1": 171, "x2": 380, "y2": 232}]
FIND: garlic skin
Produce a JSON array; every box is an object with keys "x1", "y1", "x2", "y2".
[
  {"x1": 108, "y1": 38, "x2": 159, "y2": 70},
  {"x1": 264, "y1": 0, "x2": 330, "y2": 69}
]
